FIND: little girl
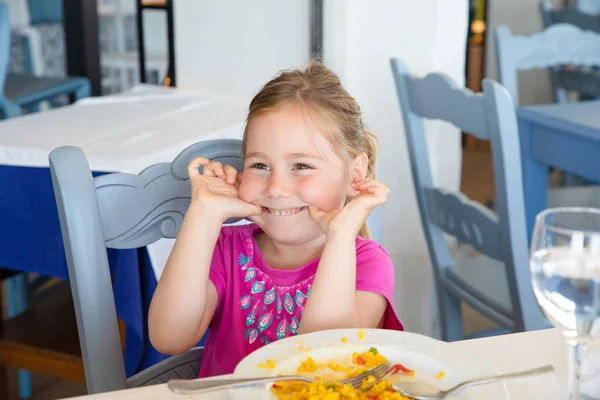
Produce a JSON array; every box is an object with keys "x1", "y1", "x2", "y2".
[{"x1": 148, "y1": 61, "x2": 403, "y2": 377}]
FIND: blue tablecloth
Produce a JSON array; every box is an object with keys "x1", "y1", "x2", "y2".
[{"x1": 0, "y1": 164, "x2": 189, "y2": 376}]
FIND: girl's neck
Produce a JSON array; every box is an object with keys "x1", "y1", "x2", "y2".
[{"x1": 254, "y1": 232, "x2": 325, "y2": 271}]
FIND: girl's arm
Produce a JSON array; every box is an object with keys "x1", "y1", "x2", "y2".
[
  {"x1": 148, "y1": 203, "x2": 222, "y2": 354},
  {"x1": 301, "y1": 177, "x2": 390, "y2": 334},
  {"x1": 298, "y1": 231, "x2": 387, "y2": 334},
  {"x1": 149, "y1": 158, "x2": 262, "y2": 354}
]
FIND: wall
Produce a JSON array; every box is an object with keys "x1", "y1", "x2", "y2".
[
  {"x1": 174, "y1": 0, "x2": 310, "y2": 96},
  {"x1": 485, "y1": 0, "x2": 563, "y2": 105},
  {"x1": 324, "y1": 0, "x2": 468, "y2": 338}
]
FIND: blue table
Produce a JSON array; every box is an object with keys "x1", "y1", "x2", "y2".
[
  {"x1": 517, "y1": 101, "x2": 600, "y2": 238},
  {"x1": 0, "y1": 164, "x2": 198, "y2": 377}
]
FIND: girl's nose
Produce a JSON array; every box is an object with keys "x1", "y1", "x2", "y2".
[{"x1": 265, "y1": 173, "x2": 293, "y2": 198}]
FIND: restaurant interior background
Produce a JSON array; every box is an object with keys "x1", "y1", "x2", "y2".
[{"x1": 2, "y1": 0, "x2": 594, "y2": 398}]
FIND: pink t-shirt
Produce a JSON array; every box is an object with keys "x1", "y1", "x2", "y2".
[{"x1": 198, "y1": 224, "x2": 403, "y2": 377}]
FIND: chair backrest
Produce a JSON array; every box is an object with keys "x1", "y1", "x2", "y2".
[
  {"x1": 577, "y1": 0, "x2": 600, "y2": 14},
  {"x1": 49, "y1": 138, "x2": 245, "y2": 394},
  {"x1": 127, "y1": 347, "x2": 203, "y2": 387},
  {"x1": 389, "y1": 58, "x2": 546, "y2": 332},
  {"x1": 28, "y1": 0, "x2": 63, "y2": 25},
  {"x1": 539, "y1": 0, "x2": 600, "y2": 103},
  {"x1": 494, "y1": 21, "x2": 600, "y2": 105},
  {"x1": 540, "y1": 0, "x2": 600, "y2": 30},
  {"x1": 0, "y1": 2, "x2": 9, "y2": 96}
]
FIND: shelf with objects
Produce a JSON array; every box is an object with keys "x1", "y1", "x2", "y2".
[{"x1": 98, "y1": 0, "x2": 169, "y2": 94}]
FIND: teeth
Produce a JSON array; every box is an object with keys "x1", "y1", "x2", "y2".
[{"x1": 268, "y1": 207, "x2": 303, "y2": 216}]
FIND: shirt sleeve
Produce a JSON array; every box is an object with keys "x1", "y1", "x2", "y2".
[{"x1": 355, "y1": 239, "x2": 404, "y2": 331}]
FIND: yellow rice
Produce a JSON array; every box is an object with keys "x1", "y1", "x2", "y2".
[{"x1": 271, "y1": 349, "x2": 414, "y2": 400}]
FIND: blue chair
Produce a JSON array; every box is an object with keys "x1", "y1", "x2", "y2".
[
  {"x1": 494, "y1": 22, "x2": 600, "y2": 106},
  {"x1": 390, "y1": 59, "x2": 548, "y2": 341},
  {"x1": 539, "y1": 0, "x2": 600, "y2": 104},
  {"x1": 576, "y1": 0, "x2": 600, "y2": 14},
  {"x1": 495, "y1": 21, "x2": 600, "y2": 201},
  {"x1": 0, "y1": 1, "x2": 91, "y2": 120},
  {"x1": 539, "y1": 1, "x2": 600, "y2": 98},
  {"x1": 10, "y1": 0, "x2": 66, "y2": 78},
  {"x1": 0, "y1": 2, "x2": 20, "y2": 118},
  {"x1": 48, "y1": 139, "x2": 249, "y2": 393}
]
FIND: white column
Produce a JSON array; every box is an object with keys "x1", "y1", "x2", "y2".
[
  {"x1": 174, "y1": 0, "x2": 310, "y2": 96},
  {"x1": 324, "y1": 0, "x2": 467, "y2": 338}
]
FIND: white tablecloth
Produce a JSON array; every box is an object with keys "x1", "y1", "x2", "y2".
[
  {"x1": 69, "y1": 328, "x2": 600, "y2": 400},
  {"x1": 0, "y1": 84, "x2": 249, "y2": 173},
  {"x1": 0, "y1": 84, "x2": 250, "y2": 278}
]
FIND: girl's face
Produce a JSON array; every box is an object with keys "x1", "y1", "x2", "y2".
[{"x1": 239, "y1": 106, "x2": 362, "y2": 246}]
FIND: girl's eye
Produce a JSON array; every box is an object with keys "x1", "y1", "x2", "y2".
[
  {"x1": 294, "y1": 164, "x2": 312, "y2": 170},
  {"x1": 251, "y1": 163, "x2": 270, "y2": 171}
]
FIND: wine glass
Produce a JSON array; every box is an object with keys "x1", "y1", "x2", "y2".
[{"x1": 530, "y1": 207, "x2": 600, "y2": 400}]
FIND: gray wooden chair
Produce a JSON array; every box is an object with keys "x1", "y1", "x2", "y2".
[
  {"x1": 495, "y1": 21, "x2": 600, "y2": 199},
  {"x1": 390, "y1": 59, "x2": 548, "y2": 342},
  {"x1": 48, "y1": 138, "x2": 247, "y2": 394},
  {"x1": 494, "y1": 22, "x2": 600, "y2": 106},
  {"x1": 539, "y1": 0, "x2": 600, "y2": 104}
]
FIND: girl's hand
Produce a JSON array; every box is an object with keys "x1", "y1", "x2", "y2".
[
  {"x1": 309, "y1": 178, "x2": 389, "y2": 237},
  {"x1": 187, "y1": 157, "x2": 262, "y2": 223}
]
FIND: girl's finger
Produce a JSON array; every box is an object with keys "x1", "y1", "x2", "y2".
[
  {"x1": 235, "y1": 172, "x2": 244, "y2": 188},
  {"x1": 353, "y1": 178, "x2": 377, "y2": 189},
  {"x1": 352, "y1": 183, "x2": 389, "y2": 206},
  {"x1": 223, "y1": 165, "x2": 238, "y2": 185},
  {"x1": 362, "y1": 185, "x2": 389, "y2": 204},
  {"x1": 308, "y1": 205, "x2": 325, "y2": 219},
  {"x1": 203, "y1": 161, "x2": 225, "y2": 178},
  {"x1": 187, "y1": 157, "x2": 210, "y2": 178},
  {"x1": 354, "y1": 182, "x2": 383, "y2": 195},
  {"x1": 244, "y1": 203, "x2": 263, "y2": 216}
]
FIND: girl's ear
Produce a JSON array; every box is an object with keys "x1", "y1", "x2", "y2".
[{"x1": 347, "y1": 152, "x2": 369, "y2": 196}]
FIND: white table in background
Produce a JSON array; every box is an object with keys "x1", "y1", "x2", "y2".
[
  {"x1": 0, "y1": 84, "x2": 249, "y2": 173},
  {"x1": 0, "y1": 84, "x2": 250, "y2": 279}
]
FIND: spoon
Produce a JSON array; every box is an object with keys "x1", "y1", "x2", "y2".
[{"x1": 391, "y1": 364, "x2": 554, "y2": 399}]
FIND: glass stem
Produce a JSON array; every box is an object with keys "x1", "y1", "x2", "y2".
[{"x1": 566, "y1": 339, "x2": 586, "y2": 400}]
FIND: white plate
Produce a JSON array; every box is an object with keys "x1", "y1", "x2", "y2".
[{"x1": 231, "y1": 328, "x2": 510, "y2": 399}]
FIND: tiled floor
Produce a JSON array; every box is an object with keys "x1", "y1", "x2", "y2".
[{"x1": 2, "y1": 148, "x2": 499, "y2": 399}]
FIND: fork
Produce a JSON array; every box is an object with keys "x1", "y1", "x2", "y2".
[{"x1": 167, "y1": 360, "x2": 393, "y2": 394}]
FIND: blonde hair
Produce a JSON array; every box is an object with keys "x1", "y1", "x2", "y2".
[{"x1": 242, "y1": 61, "x2": 378, "y2": 238}]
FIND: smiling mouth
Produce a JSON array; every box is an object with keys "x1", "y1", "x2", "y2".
[{"x1": 264, "y1": 206, "x2": 307, "y2": 216}]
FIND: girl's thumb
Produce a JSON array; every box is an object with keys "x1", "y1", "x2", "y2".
[{"x1": 249, "y1": 203, "x2": 263, "y2": 215}]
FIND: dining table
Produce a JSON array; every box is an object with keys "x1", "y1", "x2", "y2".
[
  {"x1": 61, "y1": 328, "x2": 599, "y2": 399},
  {"x1": 0, "y1": 84, "x2": 249, "y2": 375},
  {"x1": 517, "y1": 100, "x2": 600, "y2": 238}
]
